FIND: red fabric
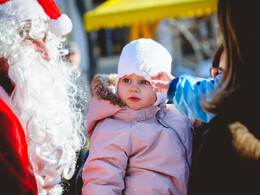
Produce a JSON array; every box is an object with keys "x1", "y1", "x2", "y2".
[
  {"x1": 0, "y1": 99, "x2": 37, "y2": 195},
  {"x1": 37, "y1": 0, "x2": 61, "y2": 19},
  {"x1": 0, "y1": 0, "x2": 61, "y2": 19},
  {"x1": 0, "y1": 0, "x2": 10, "y2": 4}
]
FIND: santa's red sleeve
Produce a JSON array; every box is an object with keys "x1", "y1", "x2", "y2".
[{"x1": 0, "y1": 98, "x2": 38, "y2": 195}]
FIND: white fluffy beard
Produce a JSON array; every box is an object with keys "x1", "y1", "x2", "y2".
[{"x1": 8, "y1": 42, "x2": 84, "y2": 195}]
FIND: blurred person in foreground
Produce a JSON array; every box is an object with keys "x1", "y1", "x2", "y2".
[
  {"x1": 187, "y1": 0, "x2": 260, "y2": 194},
  {"x1": 153, "y1": 3, "x2": 260, "y2": 191},
  {"x1": 0, "y1": 0, "x2": 86, "y2": 194}
]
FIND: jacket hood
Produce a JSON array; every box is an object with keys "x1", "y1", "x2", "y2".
[
  {"x1": 90, "y1": 74, "x2": 126, "y2": 108},
  {"x1": 86, "y1": 74, "x2": 124, "y2": 137},
  {"x1": 86, "y1": 74, "x2": 166, "y2": 138}
]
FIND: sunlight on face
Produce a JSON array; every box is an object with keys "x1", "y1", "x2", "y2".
[{"x1": 117, "y1": 74, "x2": 157, "y2": 110}]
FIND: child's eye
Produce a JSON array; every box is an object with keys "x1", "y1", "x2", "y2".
[
  {"x1": 123, "y1": 78, "x2": 130, "y2": 83},
  {"x1": 141, "y1": 80, "x2": 149, "y2": 85}
]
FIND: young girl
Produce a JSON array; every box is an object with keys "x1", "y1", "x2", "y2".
[{"x1": 82, "y1": 38, "x2": 194, "y2": 195}]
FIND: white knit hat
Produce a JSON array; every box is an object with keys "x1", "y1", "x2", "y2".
[
  {"x1": 0, "y1": 0, "x2": 72, "y2": 36},
  {"x1": 115, "y1": 38, "x2": 172, "y2": 90}
]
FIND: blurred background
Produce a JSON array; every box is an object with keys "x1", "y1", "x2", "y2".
[{"x1": 55, "y1": 0, "x2": 220, "y2": 82}]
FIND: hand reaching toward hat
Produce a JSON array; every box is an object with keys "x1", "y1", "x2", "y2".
[{"x1": 150, "y1": 71, "x2": 175, "y2": 95}]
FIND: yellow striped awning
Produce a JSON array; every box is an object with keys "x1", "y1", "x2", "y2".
[{"x1": 84, "y1": 0, "x2": 217, "y2": 32}]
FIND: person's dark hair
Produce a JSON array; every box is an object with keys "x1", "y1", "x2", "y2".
[
  {"x1": 202, "y1": 0, "x2": 259, "y2": 114},
  {"x1": 0, "y1": 58, "x2": 14, "y2": 95},
  {"x1": 212, "y1": 43, "x2": 224, "y2": 69}
]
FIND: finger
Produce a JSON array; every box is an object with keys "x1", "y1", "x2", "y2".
[
  {"x1": 150, "y1": 74, "x2": 162, "y2": 80},
  {"x1": 166, "y1": 74, "x2": 174, "y2": 81},
  {"x1": 150, "y1": 72, "x2": 166, "y2": 79},
  {"x1": 151, "y1": 81, "x2": 168, "y2": 90},
  {"x1": 150, "y1": 80, "x2": 157, "y2": 85},
  {"x1": 151, "y1": 81, "x2": 164, "y2": 89},
  {"x1": 152, "y1": 88, "x2": 160, "y2": 92},
  {"x1": 152, "y1": 87, "x2": 167, "y2": 95}
]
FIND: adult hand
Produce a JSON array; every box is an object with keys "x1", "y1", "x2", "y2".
[{"x1": 150, "y1": 71, "x2": 174, "y2": 95}]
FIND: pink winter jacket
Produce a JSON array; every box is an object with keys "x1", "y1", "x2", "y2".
[{"x1": 82, "y1": 74, "x2": 193, "y2": 195}]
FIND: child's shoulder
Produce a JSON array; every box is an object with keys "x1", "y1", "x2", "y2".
[
  {"x1": 163, "y1": 104, "x2": 194, "y2": 139},
  {"x1": 95, "y1": 116, "x2": 129, "y2": 133},
  {"x1": 164, "y1": 104, "x2": 191, "y2": 124}
]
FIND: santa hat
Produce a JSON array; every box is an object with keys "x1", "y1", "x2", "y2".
[
  {"x1": 115, "y1": 38, "x2": 172, "y2": 90},
  {"x1": 0, "y1": 0, "x2": 72, "y2": 36}
]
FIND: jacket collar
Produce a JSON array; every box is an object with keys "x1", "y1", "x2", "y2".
[{"x1": 114, "y1": 105, "x2": 160, "y2": 122}]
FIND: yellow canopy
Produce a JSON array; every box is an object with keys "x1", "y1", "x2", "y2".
[{"x1": 84, "y1": 0, "x2": 217, "y2": 32}]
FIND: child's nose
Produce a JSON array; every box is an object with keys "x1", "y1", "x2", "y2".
[{"x1": 130, "y1": 83, "x2": 139, "y2": 92}]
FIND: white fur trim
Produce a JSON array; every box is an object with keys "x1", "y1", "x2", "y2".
[
  {"x1": 0, "y1": 0, "x2": 46, "y2": 24},
  {"x1": 48, "y1": 14, "x2": 72, "y2": 36}
]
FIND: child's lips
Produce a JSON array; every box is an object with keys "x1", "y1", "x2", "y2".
[{"x1": 129, "y1": 97, "x2": 141, "y2": 102}]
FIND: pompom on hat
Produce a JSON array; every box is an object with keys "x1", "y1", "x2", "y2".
[{"x1": 0, "y1": 0, "x2": 72, "y2": 36}]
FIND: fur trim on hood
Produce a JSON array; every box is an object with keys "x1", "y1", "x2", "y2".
[
  {"x1": 229, "y1": 121, "x2": 260, "y2": 160},
  {"x1": 91, "y1": 74, "x2": 126, "y2": 108}
]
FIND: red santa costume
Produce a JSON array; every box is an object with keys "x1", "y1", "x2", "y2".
[
  {"x1": 0, "y1": 0, "x2": 85, "y2": 194},
  {"x1": 0, "y1": 98, "x2": 38, "y2": 194}
]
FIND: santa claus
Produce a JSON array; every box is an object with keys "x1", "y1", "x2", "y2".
[{"x1": 0, "y1": 0, "x2": 85, "y2": 194}]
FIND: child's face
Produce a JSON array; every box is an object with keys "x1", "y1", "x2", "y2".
[{"x1": 118, "y1": 74, "x2": 157, "y2": 110}]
